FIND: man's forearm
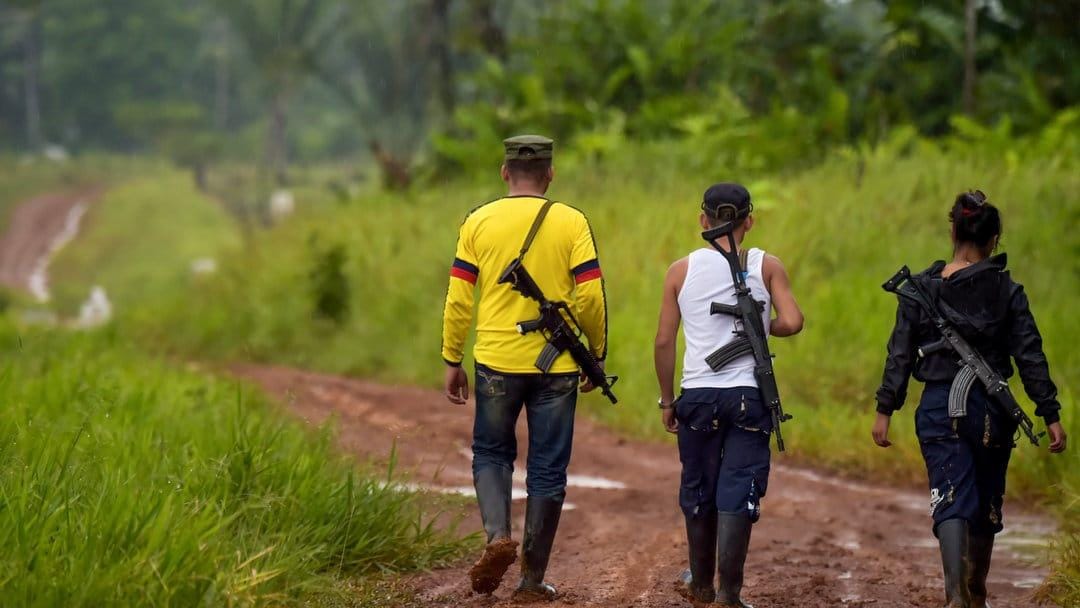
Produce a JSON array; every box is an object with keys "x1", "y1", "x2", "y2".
[{"x1": 654, "y1": 343, "x2": 677, "y2": 402}]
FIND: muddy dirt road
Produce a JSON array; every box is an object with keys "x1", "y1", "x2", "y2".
[
  {"x1": 238, "y1": 365, "x2": 1052, "y2": 608},
  {"x1": 0, "y1": 188, "x2": 101, "y2": 299}
]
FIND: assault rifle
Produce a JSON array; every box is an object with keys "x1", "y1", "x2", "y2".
[
  {"x1": 702, "y1": 223, "x2": 792, "y2": 452},
  {"x1": 882, "y1": 266, "x2": 1041, "y2": 446},
  {"x1": 498, "y1": 258, "x2": 618, "y2": 404}
]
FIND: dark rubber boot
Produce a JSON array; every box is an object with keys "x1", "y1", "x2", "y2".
[
  {"x1": 716, "y1": 512, "x2": 754, "y2": 608},
  {"x1": 676, "y1": 510, "x2": 717, "y2": 605},
  {"x1": 513, "y1": 496, "x2": 563, "y2": 602},
  {"x1": 969, "y1": 533, "x2": 994, "y2": 608},
  {"x1": 468, "y1": 467, "x2": 518, "y2": 594},
  {"x1": 938, "y1": 519, "x2": 973, "y2": 608},
  {"x1": 474, "y1": 466, "x2": 513, "y2": 542}
]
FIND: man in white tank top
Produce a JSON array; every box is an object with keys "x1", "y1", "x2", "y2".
[{"x1": 653, "y1": 183, "x2": 804, "y2": 607}]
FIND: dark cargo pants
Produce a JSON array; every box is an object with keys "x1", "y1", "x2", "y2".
[
  {"x1": 676, "y1": 386, "x2": 772, "y2": 520},
  {"x1": 917, "y1": 382, "x2": 1014, "y2": 536}
]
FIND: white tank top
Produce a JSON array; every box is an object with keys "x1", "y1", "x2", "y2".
[{"x1": 678, "y1": 247, "x2": 771, "y2": 389}]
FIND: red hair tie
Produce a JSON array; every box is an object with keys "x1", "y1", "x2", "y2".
[{"x1": 961, "y1": 207, "x2": 978, "y2": 217}]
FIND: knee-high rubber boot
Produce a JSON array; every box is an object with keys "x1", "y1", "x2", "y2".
[
  {"x1": 676, "y1": 510, "x2": 718, "y2": 605},
  {"x1": 513, "y1": 496, "x2": 563, "y2": 602},
  {"x1": 969, "y1": 533, "x2": 994, "y2": 608},
  {"x1": 475, "y1": 466, "x2": 513, "y2": 542},
  {"x1": 468, "y1": 467, "x2": 518, "y2": 595},
  {"x1": 938, "y1": 519, "x2": 973, "y2": 608},
  {"x1": 716, "y1": 512, "x2": 754, "y2": 608}
]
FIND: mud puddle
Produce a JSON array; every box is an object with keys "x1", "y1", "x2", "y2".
[{"x1": 236, "y1": 365, "x2": 1056, "y2": 607}]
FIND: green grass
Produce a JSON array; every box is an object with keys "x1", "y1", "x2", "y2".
[
  {"x1": 1037, "y1": 490, "x2": 1080, "y2": 606},
  {"x1": 128, "y1": 143, "x2": 1078, "y2": 496},
  {"x1": 0, "y1": 321, "x2": 471, "y2": 606},
  {"x1": 0, "y1": 155, "x2": 142, "y2": 233},
  {"x1": 47, "y1": 169, "x2": 241, "y2": 315},
  {"x1": 28, "y1": 134, "x2": 1079, "y2": 603}
]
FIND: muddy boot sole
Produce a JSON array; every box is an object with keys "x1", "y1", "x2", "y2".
[
  {"x1": 469, "y1": 538, "x2": 519, "y2": 594},
  {"x1": 674, "y1": 568, "x2": 715, "y2": 606},
  {"x1": 511, "y1": 582, "x2": 557, "y2": 603}
]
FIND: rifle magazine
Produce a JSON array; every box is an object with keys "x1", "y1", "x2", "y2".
[
  {"x1": 705, "y1": 337, "x2": 754, "y2": 372},
  {"x1": 534, "y1": 342, "x2": 562, "y2": 373},
  {"x1": 948, "y1": 366, "x2": 977, "y2": 418}
]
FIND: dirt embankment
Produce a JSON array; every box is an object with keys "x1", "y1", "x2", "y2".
[{"x1": 238, "y1": 365, "x2": 1052, "y2": 608}]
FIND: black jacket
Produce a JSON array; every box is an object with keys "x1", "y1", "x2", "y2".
[{"x1": 876, "y1": 253, "x2": 1061, "y2": 425}]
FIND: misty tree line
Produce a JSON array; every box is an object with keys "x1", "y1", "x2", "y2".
[{"x1": 0, "y1": 0, "x2": 1076, "y2": 184}]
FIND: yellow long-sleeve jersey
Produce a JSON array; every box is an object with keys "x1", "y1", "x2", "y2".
[{"x1": 441, "y1": 196, "x2": 608, "y2": 374}]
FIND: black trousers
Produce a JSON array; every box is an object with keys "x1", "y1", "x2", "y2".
[
  {"x1": 676, "y1": 386, "x2": 772, "y2": 520},
  {"x1": 917, "y1": 382, "x2": 1014, "y2": 536}
]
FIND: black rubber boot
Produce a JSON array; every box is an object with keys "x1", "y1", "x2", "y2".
[
  {"x1": 716, "y1": 512, "x2": 754, "y2": 608},
  {"x1": 676, "y1": 510, "x2": 717, "y2": 605},
  {"x1": 969, "y1": 533, "x2": 994, "y2": 608},
  {"x1": 468, "y1": 467, "x2": 518, "y2": 594},
  {"x1": 938, "y1": 519, "x2": 973, "y2": 608},
  {"x1": 475, "y1": 466, "x2": 513, "y2": 542},
  {"x1": 513, "y1": 496, "x2": 563, "y2": 602}
]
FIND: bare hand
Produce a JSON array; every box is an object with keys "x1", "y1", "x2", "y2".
[
  {"x1": 1048, "y1": 421, "x2": 1067, "y2": 453},
  {"x1": 662, "y1": 407, "x2": 678, "y2": 434},
  {"x1": 872, "y1": 412, "x2": 892, "y2": 448},
  {"x1": 444, "y1": 366, "x2": 469, "y2": 404},
  {"x1": 580, "y1": 360, "x2": 605, "y2": 393}
]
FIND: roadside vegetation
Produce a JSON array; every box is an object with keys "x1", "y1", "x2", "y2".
[
  {"x1": 109, "y1": 125, "x2": 1077, "y2": 492},
  {"x1": 0, "y1": 320, "x2": 471, "y2": 606},
  {"x1": 0, "y1": 157, "x2": 122, "y2": 232},
  {"x1": 4, "y1": 0, "x2": 1079, "y2": 604},
  {"x1": 47, "y1": 169, "x2": 240, "y2": 315},
  {"x1": 22, "y1": 114, "x2": 1077, "y2": 605}
]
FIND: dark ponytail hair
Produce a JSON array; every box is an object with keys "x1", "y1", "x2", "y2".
[{"x1": 949, "y1": 190, "x2": 1002, "y2": 253}]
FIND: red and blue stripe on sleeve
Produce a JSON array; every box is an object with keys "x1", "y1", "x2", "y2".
[
  {"x1": 572, "y1": 259, "x2": 603, "y2": 284},
  {"x1": 450, "y1": 258, "x2": 479, "y2": 284}
]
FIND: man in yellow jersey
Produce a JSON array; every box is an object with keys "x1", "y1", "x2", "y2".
[{"x1": 441, "y1": 135, "x2": 608, "y2": 601}]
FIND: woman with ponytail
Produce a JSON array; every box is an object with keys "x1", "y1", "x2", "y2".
[{"x1": 871, "y1": 191, "x2": 1067, "y2": 608}]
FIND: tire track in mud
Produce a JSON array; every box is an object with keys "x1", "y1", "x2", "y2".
[
  {"x1": 0, "y1": 188, "x2": 102, "y2": 299},
  {"x1": 237, "y1": 365, "x2": 1054, "y2": 608}
]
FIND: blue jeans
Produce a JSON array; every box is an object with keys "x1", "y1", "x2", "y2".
[
  {"x1": 917, "y1": 382, "x2": 1014, "y2": 536},
  {"x1": 676, "y1": 386, "x2": 772, "y2": 521},
  {"x1": 472, "y1": 363, "x2": 579, "y2": 500}
]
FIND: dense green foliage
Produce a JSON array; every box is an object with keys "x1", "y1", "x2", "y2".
[
  {"x1": 0, "y1": 322, "x2": 471, "y2": 606},
  {"x1": 91, "y1": 121, "x2": 1075, "y2": 496},
  {"x1": 2, "y1": 1, "x2": 1077, "y2": 180},
  {"x1": 3, "y1": 1, "x2": 1079, "y2": 602}
]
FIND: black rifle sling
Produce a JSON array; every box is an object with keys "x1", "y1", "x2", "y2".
[{"x1": 518, "y1": 199, "x2": 557, "y2": 261}]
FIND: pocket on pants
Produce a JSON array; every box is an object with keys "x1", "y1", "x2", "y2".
[
  {"x1": 676, "y1": 394, "x2": 719, "y2": 433},
  {"x1": 477, "y1": 367, "x2": 507, "y2": 398},
  {"x1": 916, "y1": 386, "x2": 957, "y2": 443},
  {"x1": 544, "y1": 373, "x2": 579, "y2": 395},
  {"x1": 732, "y1": 391, "x2": 772, "y2": 434}
]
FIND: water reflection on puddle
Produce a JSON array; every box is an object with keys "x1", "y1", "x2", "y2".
[{"x1": 396, "y1": 472, "x2": 625, "y2": 511}]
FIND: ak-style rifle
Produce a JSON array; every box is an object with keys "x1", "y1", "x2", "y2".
[
  {"x1": 702, "y1": 223, "x2": 791, "y2": 451},
  {"x1": 882, "y1": 265, "x2": 1041, "y2": 446}
]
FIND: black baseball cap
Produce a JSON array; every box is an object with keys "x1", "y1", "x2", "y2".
[{"x1": 701, "y1": 182, "x2": 753, "y2": 222}]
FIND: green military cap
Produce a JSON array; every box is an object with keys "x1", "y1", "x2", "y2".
[{"x1": 503, "y1": 134, "x2": 554, "y2": 161}]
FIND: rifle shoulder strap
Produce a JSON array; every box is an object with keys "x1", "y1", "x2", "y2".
[{"x1": 518, "y1": 199, "x2": 557, "y2": 260}]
